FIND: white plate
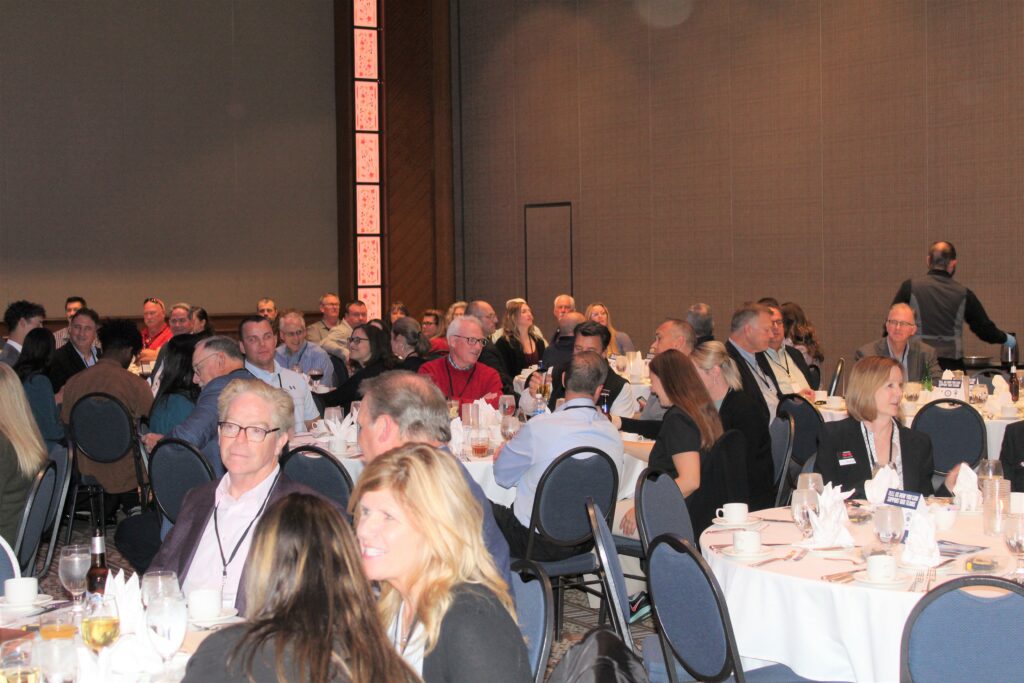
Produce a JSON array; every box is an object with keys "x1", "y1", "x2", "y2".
[
  {"x1": 190, "y1": 607, "x2": 239, "y2": 628},
  {"x1": 310, "y1": 385, "x2": 332, "y2": 394},
  {"x1": 722, "y1": 547, "x2": 773, "y2": 561},
  {"x1": 852, "y1": 571, "x2": 913, "y2": 589},
  {"x1": 711, "y1": 517, "x2": 761, "y2": 530},
  {"x1": 0, "y1": 594, "x2": 52, "y2": 608}
]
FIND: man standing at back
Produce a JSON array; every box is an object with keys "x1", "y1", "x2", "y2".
[{"x1": 892, "y1": 240, "x2": 1015, "y2": 370}]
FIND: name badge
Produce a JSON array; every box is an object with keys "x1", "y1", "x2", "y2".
[{"x1": 837, "y1": 450, "x2": 857, "y2": 467}]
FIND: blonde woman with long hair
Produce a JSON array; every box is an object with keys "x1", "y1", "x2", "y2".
[
  {"x1": 353, "y1": 444, "x2": 531, "y2": 683},
  {"x1": 494, "y1": 300, "x2": 546, "y2": 377},
  {"x1": 584, "y1": 302, "x2": 635, "y2": 356},
  {"x1": 0, "y1": 363, "x2": 48, "y2": 546}
]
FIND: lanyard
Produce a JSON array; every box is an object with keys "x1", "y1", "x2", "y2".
[
  {"x1": 861, "y1": 420, "x2": 898, "y2": 470},
  {"x1": 213, "y1": 470, "x2": 281, "y2": 583},
  {"x1": 444, "y1": 357, "x2": 478, "y2": 400},
  {"x1": 767, "y1": 348, "x2": 790, "y2": 375},
  {"x1": 742, "y1": 356, "x2": 774, "y2": 393}
]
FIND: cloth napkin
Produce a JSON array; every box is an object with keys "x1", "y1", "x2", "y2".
[
  {"x1": 941, "y1": 369, "x2": 954, "y2": 381},
  {"x1": 798, "y1": 483, "x2": 856, "y2": 549},
  {"x1": 864, "y1": 465, "x2": 901, "y2": 506},
  {"x1": 325, "y1": 413, "x2": 358, "y2": 443},
  {"x1": 105, "y1": 570, "x2": 143, "y2": 636},
  {"x1": 472, "y1": 398, "x2": 502, "y2": 441},
  {"x1": 901, "y1": 509, "x2": 941, "y2": 567},
  {"x1": 954, "y1": 463, "x2": 981, "y2": 512},
  {"x1": 449, "y1": 417, "x2": 465, "y2": 455}
]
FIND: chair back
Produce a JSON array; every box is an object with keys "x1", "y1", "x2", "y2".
[
  {"x1": 828, "y1": 358, "x2": 845, "y2": 396},
  {"x1": 806, "y1": 364, "x2": 821, "y2": 391},
  {"x1": 0, "y1": 537, "x2": 20, "y2": 592},
  {"x1": 911, "y1": 398, "x2": 986, "y2": 473},
  {"x1": 511, "y1": 560, "x2": 554, "y2": 683},
  {"x1": 526, "y1": 447, "x2": 618, "y2": 556},
  {"x1": 149, "y1": 438, "x2": 216, "y2": 524},
  {"x1": 635, "y1": 468, "x2": 694, "y2": 556},
  {"x1": 14, "y1": 461, "x2": 58, "y2": 575},
  {"x1": 647, "y1": 534, "x2": 743, "y2": 682},
  {"x1": 769, "y1": 412, "x2": 794, "y2": 486},
  {"x1": 970, "y1": 369, "x2": 1009, "y2": 393},
  {"x1": 778, "y1": 394, "x2": 823, "y2": 467},
  {"x1": 900, "y1": 575, "x2": 1024, "y2": 683},
  {"x1": 68, "y1": 393, "x2": 137, "y2": 464},
  {"x1": 685, "y1": 430, "x2": 748, "y2": 535},
  {"x1": 282, "y1": 445, "x2": 355, "y2": 511},
  {"x1": 34, "y1": 444, "x2": 74, "y2": 578},
  {"x1": 587, "y1": 500, "x2": 633, "y2": 651}
]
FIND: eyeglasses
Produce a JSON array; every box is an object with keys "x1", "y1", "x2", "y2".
[
  {"x1": 452, "y1": 335, "x2": 486, "y2": 347},
  {"x1": 191, "y1": 353, "x2": 218, "y2": 375},
  {"x1": 348, "y1": 336, "x2": 368, "y2": 346},
  {"x1": 218, "y1": 421, "x2": 280, "y2": 443},
  {"x1": 886, "y1": 319, "x2": 916, "y2": 329},
  {"x1": 769, "y1": 320, "x2": 784, "y2": 327}
]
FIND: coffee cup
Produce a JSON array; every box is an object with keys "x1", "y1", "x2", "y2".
[
  {"x1": 813, "y1": 390, "x2": 827, "y2": 403},
  {"x1": 1011, "y1": 492, "x2": 1024, "y2": 515},
  {"x1": 715, "y1": 503, "x2": 748, "y2": 524},
  {"x1": 188, "y1": 588, "x2": 222, "y2": 621},
  {"x1": 929, "y1": 504, "x2": 958, "y2": 531},
  {"x1": 825, "y1": 396, "x2": 842, "y2": 409},
  {"x1": 866, "y1": 554, "x2": 897, "y2": 582},
  {"x1": 732, "y1": 529, "x2": 761, "y2": 555},
  {"x1": 3, "y1": 578, "x2": 38, "y2": 606}
]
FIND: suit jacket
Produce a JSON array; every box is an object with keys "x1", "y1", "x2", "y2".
[
  {"x1": 49, "y1": 343, "x2": 90, "y2": 393},
  {"x1": 0, "y1": 342, "x2": 19, "y2": 366},
  {"x1": 726, "y1": 340, "x2": 780, "y2": 425},
  {"x1": 814, "y1": 416, "x2": 935, "y2": 499},
  {"x1": 478, "y1": 340, "x2": 515, "y2": 396},
  {"x1": 546, "y1": 360, "x2": 628, "y2": 413},
  {"x1": 148, "y1": 475, "x2": 322, "y2": 616},
  {"x1": 168, "y1": 368, "x2": 253, "y2": 476},
  {"x1": 854, "y1": 337, "x2": 942, "y2": 383},
  {"x1": 999, "y1": 421, "x2": 1024, "y2": 493},
  {"x1": 720, "y1": 390, "x2": 774, "y2": 511}
]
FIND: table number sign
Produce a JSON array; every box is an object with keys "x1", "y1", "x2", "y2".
[
  {"x1": 936, "y1": 378, "x2": 967, "y2": 401},
  {"x1": 884, "y1": 488, "x2": 924, "y2": 537}
]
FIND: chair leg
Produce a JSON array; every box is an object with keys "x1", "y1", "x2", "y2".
[
  {"x1": 554, "y1": 576, "x2": 564, "y2": 641},
  {"x1": 63, "y1": 482, "x2": 80, "y2": 546}
]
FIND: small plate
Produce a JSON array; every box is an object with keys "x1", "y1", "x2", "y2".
[
  {"x1": 711, "y1": 517, "x2": 761, "y2": 530},
  {"x1": 722, "y1": 547, "x2": 773, "y2": 561},
  {"x1": 190, "y1": 607, "x2": 239, "y2": 628},
  {"x1": 0, "y1": 594, "x2": 52, "y2": 608},
  {"x1": 310, "y1": 385, "x2": 332, "y2": 394},
  {"x1": 852, "y1": 571, "x2": 913, "y2": 589}
]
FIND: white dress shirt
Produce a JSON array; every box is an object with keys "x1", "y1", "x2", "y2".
[{"x1": 244, "y1": 360, "x2": 319, "y2": 433}]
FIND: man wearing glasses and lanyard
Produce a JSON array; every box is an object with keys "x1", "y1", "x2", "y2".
[
  {"x1": 418, "y1": 315, "x2": 502, "y2": 408},
  {"x1": 855, "y1": 303, "x2": 942, "y2": 383}
]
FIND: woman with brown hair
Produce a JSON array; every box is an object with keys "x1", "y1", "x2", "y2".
[
  {"x1": 184, "y1": 493, "x2": 418, "y2": 683},
  {"x1": 0, "y1": 364, "x2": 48, "y2": 547},
  {"x1": 494, "y1": 300, "x2": 546, "y2": 378}
]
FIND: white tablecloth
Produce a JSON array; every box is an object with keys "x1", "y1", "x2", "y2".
[
  {"x1": 512, "y1": 367, "x2": 651, "y2": 402},
  {"x1": 700, "y1": 509, "x2": 1008, "y2": 682}
]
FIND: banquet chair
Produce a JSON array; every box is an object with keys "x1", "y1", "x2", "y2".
[
  {"x1": 510, "y1": 560, "x2": 554, "y2": 683},
  {"x1": 67, "y1": 392, "x2": 149, "y2": 540},
  {"x1": 148, "y1": 438, "x2": 215, "y2": 524},
  {"x1": 969, "y1": 368, "x2": 1009, "y2": 393},
  {"x1": 518, "y1": 446, "x2": 619, "y2": 639},
  {"x1": 910, "y1": 398, "x2": 986, "y2": 479},
  {"x1": 770, "y1": 414, "x2": 795, "y2": 498},
  {"x1": 806, "y1": 364, "x2": 821, "y2": 391},
  {"x1": 900, "y1": 575, "x2": 1024, "y2": 683},
  {"x1": 827, "y1": 358, "x2": 845, "y2": 397},
  {"x1": 778, "y1": 395, "x2": 823, "y2": 468},
  {"x1": 281, "y1": 445, "x2": 355, "y2": 512},
  {"x1": 13, "y1": 461, "x2": 58, "y2": 576},
  {"x1": 642, "y1": 534, "x2": 810, "y2": 683},
  {"x1": 0, "y1": 537, "x2": 20, "y2": 593},
  {"x1": 588, "y1": 499, "x2": 635, "y2": 652},
  {"x1": 636, "y1": 468, "x2": 694, "y2": 555},
  {"x1": 33, "y1": 443, "x2": 73, "y2": 579},
  {"x1": 691, "y1": 430, "x2": 749, "y2": 534}
]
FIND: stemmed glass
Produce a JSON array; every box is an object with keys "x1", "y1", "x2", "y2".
[
  {"x1": 146, "y1": 595, "x2": 188, "y2": 681},
  {"x1": 977, "y1": 459, "x2": 1004, "y2": 481},
  {"x1": 873, "y1": 505, "x2": 905, "y2": 553},
  {"x1": 33, "y1": 636, "x2": 78, "y2": 683},
  {"x1": 791, "y1": 489, "x2": 819, "y2": 538},
  {"x1": 500, "y1": 414, "x2": 520, "y2": 442},
  {"x1": 797, "y1": 473, "x2": 824, "y2": 494},
  {"x1": 142, "y1": 571, "x2": 181, "y2": 608},
  {"x1": 58, "y1": 545, "x2": 90, "y2": 611},
  {"x1": 498, "y1": 395, "x2": 516, "y2": 417},
  {"x1": 1003, "y1": 513, "x2": 1024, "y2": 583},
  {"x1": 81, "y1": 595, "x2": 120, "y2": 654}
]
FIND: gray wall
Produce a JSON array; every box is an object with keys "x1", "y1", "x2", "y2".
[
  {"x1": 0, "y1": 1, "x2": 337, "y2": 318},
  {"x1": 455, "y1": 0, "x2": 1024, "y2": 374}
]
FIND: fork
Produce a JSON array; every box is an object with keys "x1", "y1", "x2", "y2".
[
  {"x1": 923, "y1": 567, "x2": 936, "y2": 592},
  {"x1": 751, "y1": 550, "x2": 796, "y2": 567}
]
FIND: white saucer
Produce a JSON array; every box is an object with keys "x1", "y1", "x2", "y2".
[
  {"x1": 190, "y1": 607, "x2": 239, "y2": 628},
  {"x1": 711, "y1": 517, "x2": 761, "y2": 530},
  {"x1": 956, "y1": 508, "x2": 982, "y2": 517},
  {"x1": 852, "y1": 571, "x2": 913, "y2": 589},
  {"x1": 722, "y1": 547, "x2": 773, "y2": 561},
  {"x1": 310, "y1": 385, "x2": 332, "y2": 394},
  {"x1": 0, "y1": 594, "x2": 52, "y2": 608}
]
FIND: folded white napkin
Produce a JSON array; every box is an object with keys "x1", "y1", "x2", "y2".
[
  {"x1": 953, "y1": 463, "x2": 981, "y2": 512},
  {"x1": 449, "y1": 417, "x2": 464, "y2": 455},
  {"x1": 106, "y1": 570, "x2": 143, "y2": 636},
  {"x1": 992, "y1": 375, "x2": 1010, "y2": 393},
  {"x1": 472, "y1": 398, "x2": 502, "y2": 441},
  {"x1": 941, "y1": 369, "x2": 954, "y2": 380},
  {"x1": 864, "y1": 466, "x2": 901, "y2": 506},
  {"x1": 109, "y1": 632, "x2": 163, "y2": 678},
  {"x1": 901, "y1": 510, "x2": 941, "y2": 567},
  {"x1": 325, "y1": 413, "x2": 358, "y2": 443},
  {"x1": 798, "y1": 483, "x2": 856, "y2": 548}
]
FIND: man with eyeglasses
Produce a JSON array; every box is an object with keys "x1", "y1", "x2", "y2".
[
  {"x1": 759, "y1": 299, "x2": 814, "y2": 401},
  {"x1": 418, "y1": 315, "x2": 502, "y2": 407},
  {"x1": 321, "y1": 299, "x2": 369, "y2": 362},
  {"x1": 275, "y1": 309, "x2": 336, "y2": 388},
  {"x1": 465, "y1": 300, "x2": 515, "y2": 395},
  {"x1": 305, "y1": 292, "x2": 342, "y2": 345},
  {"x1": 149, "y1": 379, "x2": 327, "y2": 615},
  {"x1": 238, "y1": 316, "x2": 318, "y2": 434},
  {"x1": 855, "y1": 303, "x2": 941, "y2": 383}
]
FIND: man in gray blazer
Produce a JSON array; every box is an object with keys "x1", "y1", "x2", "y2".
[{"x1": 855, "y1": 303, "x2": 942, "y2": 383}]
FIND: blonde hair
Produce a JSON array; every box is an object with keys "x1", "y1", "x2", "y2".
[
  {"x1": 689, "y1": 341, "x2": 743, "y2": 392},
  {"x1": 501, "y1": 300, "x2": 542, "y2": 347},
  {"x1": 586, "y1": 302, "x2": 630, "y2": 356},
  {"x1": 351, "y1": 444, "x2": 514, "y2": 653},
  {"x1": 443, "y1": 301, "x2": 467, "y2": 330},
  {"x1": 0, "y1": 364, "x2": 48, "y2": 478},
  {"x1": 846, "y1": 356, "x2": 902, "y2": 422},
  {"x1": 217, "y1": 379, "x2": 295, "y2": 433}
]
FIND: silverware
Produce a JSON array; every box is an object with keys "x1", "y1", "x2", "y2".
[
  {"x1": 792, "y1": 549, "x2": 808, "y2": 562},
  {"x1": 923, "y1": 568, "x2": 936, "y2": 592},
  {"x1": 823, "y1": 557, "x2": 864, "y2": 565},
  {"x1": 710, "y1": 542, "x2": 790, "y2": 551},
  {"x1": 823, "y1": 570, "x2": 856, "y2": 583},
  {"x1": 753, "y1": 517, "x2": 795, "y2": 524},
  {"x1": 751, "y1": 550, "x2": 796, "y2": 567}
]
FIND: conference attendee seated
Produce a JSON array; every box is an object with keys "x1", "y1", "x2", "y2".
[
  {"x1": 61, "y1": 318, "x2": 154, "y2": 515},
  {"x1": 53, "y1": 296, "x2": 86, "y2": 349},
  {"x1": 149, "y1": 379, "x2": 323, "y2": 615},
  {"x1": 0, "y1": 364, "x2": 49, "y2": 547},
  {"x1": 275, "y1": 309, "x2": 335, "y2": 388},
  {"x1": 322, "y1": 299, "x2": 369, "y2": 361},
  {"x1": 493, "y1": 300, "x2": 547, "y2": 378},
  {"x1": 815, "y1": 356, "x2": 957, "y2": 499},
  {"x1": 304, "y1": 292, "x2": 342, "y2": 346},
  {"x1": 148, "y1": 334, "x2": 201, "y2": 435},
  {"x1": 999, "y1": 421, "x2": 1024, "y2": 493},
  {"x1": 143, "y1": 335, "x2": 253, "y2": 476},
  {"x1": 627, "y1": 318, "x2": 696, "y2": 423},
  {"x1": 50, "y1": 307, "x2": 100, "y2": 393},
  {"x1": 389, "y1": 301, "x2": 410, "y2": 324},
  {"x1": 189, "y1": 306, "x2": 214, "y2": 335},
  {"x1": 322, "y1": 324, "x2": 395, "y2": 412},
  {"x1": 494, "y1": 351, "x2": 624, "y2": 560},
  {"x1": 184, "y1": 493, "x2": 419, "y2": 683},
  {"x1": 687, "y1": 302, "x2": 714, "y2": 346},
  {"x1": 353, "y1": 445, "x2": 532, "y2": 682},
  {"x1": 521, "y1": 321, "x2": 635, "y2": 418},
  {"x1": 256, "y1": 297, "x2": 278, "y2": 324},
  {"x1": 549, "y1": 293, "x2": 576, "y2": 343},
  {"x1": 1, "y1": 300, "x2": 46, "y2": 366},
  {"x1": 465, "y1": 300, "x2": 514, "y2": 394},
  {"x1": 356, "y1": 371, "x2": 511, "y2": 584},
  {"x1": 726, "y1": 302, "x2": 780, "y2": 426},
  {"x1": 418, "y1": 316, "x2": 502, "y2": 408},
  {"x1": 420, "y1": 309, "x2": 443, "y2": 342},
  {"x1": 13, "y1": 328, "x2": 65, "y2": 449},
  {"x1": 149, "y1": 302, "x2": 194, "y2": 394},
  {"x1": 239, "y1": 316, "x2": 318, "y2": 434},
  {"x1": 139, "y1": 297, "x2": 171, "y2": 363},
  {"x1": 760, "y1": 299, "x2": 814, "y2": 401},
  {"x1": 389, "y1": 317, "x2": 433, "y2": 373},
  {"x1": 541, "y1": 311, "x2": 585, "y2": 369},
  {"x1": 584, "y1": 302, "x2": 635, "y2": 355},
  {"x1": 855, "y1": 303, "x2": 942, "y2": 383}
]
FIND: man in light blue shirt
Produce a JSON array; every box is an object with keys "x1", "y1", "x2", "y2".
[
  {"x1": 275, "y1": 309, "x2": 335, "y2": 388},
  {"x1": 239, "y1": 316, "x2": 318, "y2": 434},
  {"x1": 493, "y1": 351, "x2": 623, "y2": 561}
]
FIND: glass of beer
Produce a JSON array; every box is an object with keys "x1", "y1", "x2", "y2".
[
  {"x1": 469, "y1": 428, "x2": 490, "y2": 458},
  {"x1": 82, "y1": 595, "x2": 120, "y2": 654},
  {"x1": 39, "y1": 611, "x2": 78, "y2": 641}
]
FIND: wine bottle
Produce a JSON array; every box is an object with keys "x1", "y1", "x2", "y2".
[
  {"x1": 1011, "y1": 363, "x2": 1020, "y2": 404},
  {"x1": 86, "y1": 528, "x2": 109, "y2": 598}
]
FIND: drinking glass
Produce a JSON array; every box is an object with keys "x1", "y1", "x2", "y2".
[
  {"x1": 498, "y1": 395, "x2": 516, "y2": 417},
  {"x1": 1, "y1": 637, "x2": 38, "y2": 683},
  {"x1": 39, "y1": 611, "x2": 78, "y2": 641},
  {"x1": 461, "y1": 403, "x2": 479, "y2": 429},
  {"x1": 142, "y1": 570, "x2": 181, "y2": 608},
  {"x1": 349, "y1": 401, "x2": 361, "y2": 417},
  {"x1": 58, "y1": 545, "x2": 90, "y2": 611},
  {"x1": 33, "y1": 636, "x2": 77, "y2": 683},
  {"x1": 469, "y1": 429, "x2": 490, "y2": 458},
  {"x1": 324, "y1": 407, "x2": 344, "y2": 423},
  {"x1": 1003, "y1": 513, "x2": 1024, "y2": 583},
  {"x1": 500, "y1": 414, "x2": 520, "y2": 442},
  {"x1": 873, "y1": 505, "x2": 905, "y2": 552},
  {"x1": 791, "y1": 489, "x2": 818, "y2": 538},
  {"x1": 81, "y1": 595, "x2": 120, "y2": 654},
  {"x1": 447, "y1": 399, "x2": 460, "y2": 420},
  {"x1": 307, "y1": 368, "x2": 324, "y2": 390},
  {"x1": 797, "y1": 473, "x2": 824, "y2": 494},
  {"x1": 977, "y1": 459, "x2": 1004, "y2": 481},
  {"x1": 146, "y1": 595, "x2": 188, "y2": 681}
]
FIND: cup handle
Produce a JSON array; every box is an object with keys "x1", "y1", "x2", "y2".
[{"x1": 715, "y1": 508, "x2": 724, "y2": 518}]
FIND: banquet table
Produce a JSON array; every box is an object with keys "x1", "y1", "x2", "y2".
[
  {"x1": 512, "y1": 367, "x2": 651, "y2": 403},
  {"x1": 699, "y1": 507, "x2": 1014, "y2": 682}
]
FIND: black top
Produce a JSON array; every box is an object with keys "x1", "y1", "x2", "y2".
[
  {"x1": 322, "y1": 361, "x2": 387, "y2": 410},
  {"x1": 719, "y1": 390, "x2": 774, "y2": 511},
  {"x1": 48, "y1": 342, "x2": 89, "y2": 393},
  {"x1": 478, "y1": 341, "x2": 515, "y2": 396},
  {"x1": 493, "y1": 335, "x2": 547, "y2": 380},
  {"x1": 648, "y1": 406, "x2": 702, "y2": 478},
  {"x1": 725, "y1": 340, "x2": 780, "y2": 425},
  {"x1": 999, "y1": 420, "x2": 1024, "y2": 493},
  {"x1": 183, "y1": 625, "x2": 315, "y2": 683},
  {"x1": 422, "y1": 584, "x2": 532, "y2": 683},
  {"x1": 399, "y1": 355, "x2": 428, "y2": 373}
]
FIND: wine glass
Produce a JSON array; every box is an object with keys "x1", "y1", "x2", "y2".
[
  {"x1": 58, "y1": 545, "x2": 90, "y2": 611},
  {"x1": 1, "y1": 637, "x2": 37, "y2": 683},
  {"x1": 498, "y1": 395, "x2": 516, "y2": 417},
  {"x1": 1003, "y1": 513, "x2": 1024, "y2": 583},
  {"x1": 32, "y1": 636, "x2": 77, "y2": 683},
  {"x1": 797, "y1": 473, "x2": 824, "y2": 494},
  {"x1": 500, "y1": 414, "x2": 520, "y2": 442},
  {"x1": 977, "y1": 459, "x2": 1004, "y2": 481},
  {"x1": 142, "y1": 570, "x2": 181, "y2": 608},
  {"x1": 146, "y1": 595, "x2": 188, "y2": 681},
  {"x1": 350, "y1": 401, "x2": 361, "y2": 416},
  {"x1": 791, "y1": 489, "x2": 818, "y2": 538},
  {"x1": 81, "y1": 595, "x2": 120, "y2": 654},
  {"x1": 873, "y1": 505, "x2": 905, "y2": 553},
  {"x1": 307, "y1": 368, "x2": 324, "y2": 390}
]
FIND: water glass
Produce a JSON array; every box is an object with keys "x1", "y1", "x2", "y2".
[
  {"x1": 142, "y1": 570, "x2": 181, "y2": 608},
  {"x1": 977, "y1": 459, "x2": 1004, "y2": 481},
  {"x1": 146, "y1": 595, "x2": 188, "y2": 681},
  {"x1": 82, "y1": 595, "x2": 120, "y2": 654},
  {"x1": 1003, "y1": 513, "x2": 1024, "y2": 583},
  {"x1": 797, "y1": 473, "x2": 824, "y2": 494},
  {"x1": 1, "y1": 637, "x2": 37, "y2": 683},
  {"x1": 791, "y1": 489, "x2": 818, "y2": 538},
  {"x1": 446, "y1": 399, "x2": 460, "y2": 420},
  {"x1": 33, "y1": 636, "x2": 77, "y2": 683},
  {"x1": 983, "y1": 478, "x2": 1011, "y2": 536},
  {"x1": 349, "y1": 401, "x2": 361, "y2": 417},
  {"x1": 500, "y1": 414, "x2": 520, "y2": 442},
  {"x1": 58, "y1": 545, "x2": 90, "y2": 610},
  {"x1": 873, "y1": 505, "x2": 905, "y2": 550},
  {"x1": 462, "y1": 402, "x2": 480, "y2": 429},
  {"x1": 324, "y1": 407, "x2": 344, "y2": 423}
]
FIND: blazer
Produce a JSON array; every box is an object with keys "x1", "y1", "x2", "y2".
[
  {"x1": 814, "y1": 416, "x2": 936, "y2": 499},
  {"x1": 168, "y1": 367, "x2": 254, "y2": 477},
  {"x1": 478, "y1": 340, "x2": 515, "y2": 396},
  {"x1": 0, "y1": 342, "x2": 19, "y2": 367},
  {"x1": 999, "y1": 420, "x2": 1024, "y2": 493},
  {"x1": 726, "y1": 340, "x2": 781, "y2": 425},
  {"x1": 719, "y1": 389, "x2": 775, "y2": 511},
  {"x1": 854, "y1": 337, "x2": 942, "y2": 383},
  {"x1": 49, "y1": 343, "x2": 91, "y2": 393}
]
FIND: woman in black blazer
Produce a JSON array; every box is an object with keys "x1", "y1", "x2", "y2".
[{"x1": 814, "y1": 356, "x2": 957, "y2": 498}]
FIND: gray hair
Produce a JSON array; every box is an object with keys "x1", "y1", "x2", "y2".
[
  {"x1": 360, "y1": 371, "x2": 452, "y2": 443},
  {"x1": 278, "y1": 309, "x2": 306, "y2": 326},
  {"x1": 447, "y1": 315, "x2": 484, "y2": 339},
  {"x1": 730, "y1": 302, "x2": 771, "y2": 334},
  {"x1": 170, "y1": 302, "x2": 192, "y2": 315},
  {"x1": 686, "y1": 303, "x2": 713, "y2": 338},
  {"x1": 197, "y1": 334, "x2": 245, "y2": 361},
  {"x1": 663, "y1": 318, "x2": 696, "y2": 353},
  {"x1": 554, "y1": 294, "x2": 576, "y2": 309},
  {"x1": 218, "y1": 378, "x2": 295, "y2": 433},
  {"x1": 690, "y1": 341, "x2": 743, "y2": 391},
  {"x1": 564, "y1": 350, "x2": 609, "y2": 395}
]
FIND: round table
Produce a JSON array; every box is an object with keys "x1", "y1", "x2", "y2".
[{"x1": 699, "y1": 507, "x2": 1013, "y2": 682}]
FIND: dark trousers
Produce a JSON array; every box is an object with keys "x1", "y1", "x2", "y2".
[{"x1": 491, "y1": 503, "x2": 593, "y2": 562}]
